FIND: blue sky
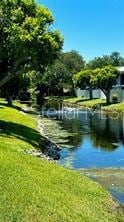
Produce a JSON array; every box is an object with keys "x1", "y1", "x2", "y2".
[{"x1": 38, "y1": 0, "x2": 124, "y2": 61}]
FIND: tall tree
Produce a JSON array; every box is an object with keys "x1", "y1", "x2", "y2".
[
  {"x1": 92, "y1": 66, "x2": 118, "y2": 104},
  {"x1": 62, "y1": 50, "x2": 85, "y2": 94},
  {"x1": 110, "y1": 52, "x2": 124, "y2": 67},
  {"x1": 73, "y1": 69, "x2": 93, "y2": 100},
  {"x1": 63, "y1": 50, "x2": 85, "y2": 75},
  {"x1": 87, "y1": 52, "x2": 124, "y2": 69},
  {"x1": 42, "y1": 60, "x2": 68, "y2": 96},
  {"x1": 87, "y1": 55, "x2": 112, "y2": 69},
  {"x1": 0, "y1": 0, "x2": 63, "y2": 88},
  {"x1": 42, "y1": 51, "x2": 85, "y2": 96}
]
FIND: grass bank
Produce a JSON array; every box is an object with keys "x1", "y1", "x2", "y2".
[
  {"x1": 102, "y1": 103, "x2": 124, "y2": 112},
  {"x1": 0, "y1": 99, "x2": 123, "y2": 221},
  {"x1": 64, "y1": 97, "x2": 105, "y2": 107},
  {"x1": 64, "y1": 97, "x2": 124, "y2": 112}
]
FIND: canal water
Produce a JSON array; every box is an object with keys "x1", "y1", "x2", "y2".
[
  {"x1": 58, "y1": 111, "x2": 124, "y2": 169},
  {"x1": 42, "y1": 101, "x2": 124, "y2": 204}
]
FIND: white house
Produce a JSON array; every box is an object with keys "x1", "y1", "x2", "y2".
[{"x1": 76, "y1": 66, "x2": 124, "y2": 102}]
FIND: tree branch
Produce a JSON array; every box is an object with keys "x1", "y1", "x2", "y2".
[{"x1": 0, "y1": 56, "x2": 27, "y2": 88}]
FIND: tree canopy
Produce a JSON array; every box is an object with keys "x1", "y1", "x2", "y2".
[
  {"x1": 62, "y1": 50, "x2": 85, "y2": 76},
  {"x1": 62, "y1": 50, "x2": 85, "y2": 94},
  {"x1": 87, "y1": 52, "x2": 124, "y2": 69},
  {"x1": 73, "y1": 66, "x2": 118, "y2": 104},
  {"x1": 73, "y1": 69, "x2": 94, "y2": 99},
  {"x1": 0, "y1": 0, "x2": 63, "y2": 88},
  {"x1": 39, "y1": 51, "x2": 85, "y2": 97},
  {"x1": 92, "y1": 66, "x2": 118, "y2": 104},
  {"x1": 41, "y1": 59, "x2": 68, "y2": 96}
]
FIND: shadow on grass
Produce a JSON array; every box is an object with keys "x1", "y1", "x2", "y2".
[
  {"x1": 0, "y1": 120, "x2": 45, "y2": 149},
  {"x1": 22, "y1": 109, "x2": 38, "y2": 115},
  {"x1": 0, "y1": 102, "x2": 22, "y2": 112},
  {"x1": 75, "y1": 98, "x2": 91, "y2": 104},
  {"x1": 101, "y1": 102, "x2": 120, "y2": 107}
]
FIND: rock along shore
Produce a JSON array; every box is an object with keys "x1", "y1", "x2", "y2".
[{"x1": 22, "y1": 106, "x2": 61, "y2": 162}]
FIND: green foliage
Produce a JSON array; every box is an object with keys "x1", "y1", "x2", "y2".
[
  {"x1": 42, "y1": 59, "x2": 68, "y2": 95},
  {"x1": 1, "y1": 73, "x2": 31, "y2": 99},
  {"x1": 87, "y1": 55, "x2": 112, "y2": 69},
  {"x1": 73, "y1": 69, "x2": 94, "y2": 99},
  {"x1": 0, "y1": 0, "x2": 63, "y2": 87},
  {"x1": 62, "y1": 50, "x2": 85, "y2": 77},
  {"x1": 73, "y1": 66, "x2": 118, "y2": 104},
  {"x1": 40, "y1": 51, "x2": 85, "y2": 96},
  {"x1": 87, "y1": 52, "x2": 124, "y2": 69},
  {"x1": 110, "y1": 51, "x2": 124, "y2": 67},
  {"x1": 93, "y1": 66, "x2": 118, "y2": 92},
  {"x1": 92, "y1": 66, "x2": 118, "y2": 104},
  {"x1": 73, "y1": 69, "x2": 93, "y2": 89},
  {"x1": 62, "y1": 50, "x2": 85, "y2": 94}
]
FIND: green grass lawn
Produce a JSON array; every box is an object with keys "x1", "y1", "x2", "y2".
[
  {"x1": 103, "y1": 102, "x2": 124, "y2": 112},
  {"x1": 0, "y1": 99, "x2": 123, "y2": 222},
  {"x1": 64, "y1": 97, "x2": 106, "y2": 107},
  {"x1": 64, "y1": 97, "x2": 124, "y2": 112},
  {"x1": 63, "y1": 97, "x2": 86, "y2": 104}
]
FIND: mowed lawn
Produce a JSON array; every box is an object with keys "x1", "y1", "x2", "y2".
[
  {"x1": 0, "y1": 100, "x2": 123, "y2": 222},
  {"x1": 64, "y1": 97, "x2": 124, "y2": 112},
  {"x1": 64, "y1": 97, "x2": 105, "y2": 107}
]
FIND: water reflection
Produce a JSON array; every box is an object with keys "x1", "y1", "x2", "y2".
[
  {"x1": 55, "y1": 111, "x2": 124, "y2": 169},
  {"x1": 58, "y1": 111, "x2": 124, "y2": 151},
  {"x1": 42, "y1": 101, "x2": 124, "y2": 168},
  {"x1": 89, "y1": 114, "x2": 121, "y2": 151}
]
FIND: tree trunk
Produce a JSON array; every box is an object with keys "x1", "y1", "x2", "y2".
[
  {"x1": 71, "y1": 82, "x2": 76, "y2": 97},
  {"x1": 89, "y1": 87, "x2": 93, "y2": 100},
  {"x1": 105, "y1": 91, "x2": 110, "y2": 104}
]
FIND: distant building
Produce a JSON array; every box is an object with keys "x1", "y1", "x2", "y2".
[{"x1": 76, "y1": 66, "x2": 124, "y2": 102}]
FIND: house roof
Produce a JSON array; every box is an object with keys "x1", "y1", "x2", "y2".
[{"x1": 117, "y1": 66, "x2": 124, "y2": 72}]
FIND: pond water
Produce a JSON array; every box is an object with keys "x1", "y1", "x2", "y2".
[
  {"x1": 42, "y1": 101, "x2": 124, "y2": 204},
  {"x1": 57, "y1": 111, "x2": 124, "y2": 169}
]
